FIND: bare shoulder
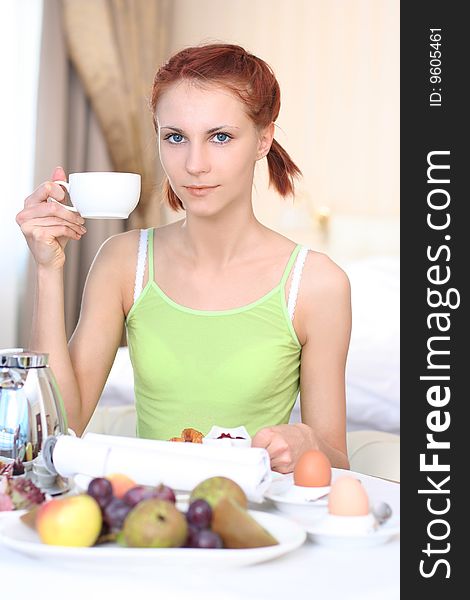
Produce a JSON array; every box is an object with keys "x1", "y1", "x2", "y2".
[
  {"x1": 292, "y1": 250, "x2": 351, "y2": 344},
  {"x1": 89, "y1": 229, "x2": 141, "y2": 287},
  {"x1": 299, "y1": 250, "x2": 351, "y2": 309},
  {"x1": 95, "y1": 229, "x2": 140, "y2": 261}
]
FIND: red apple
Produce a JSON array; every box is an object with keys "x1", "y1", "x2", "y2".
[{"x1": 36, "y1": 494, "x2": 102, "y2": 547}]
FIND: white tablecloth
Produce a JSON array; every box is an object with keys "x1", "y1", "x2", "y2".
[{"x1": 0, "y1": 470, "x2": 399, "y2": 600}]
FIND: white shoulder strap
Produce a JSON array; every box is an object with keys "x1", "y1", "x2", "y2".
[
  {"x1": 287, "y1": 246, "x2": 309, "y2": 321},
  {"x1": 133, "y1": 228, "x2": 149, "y2": 304}
]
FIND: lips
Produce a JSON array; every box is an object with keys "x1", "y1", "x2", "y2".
[
  {"x1": 184, "y1": 185, "x2": 219, "y2": 197},
  {"x1": 185, "y1": 185, "x2": 218, "y2": 190}
]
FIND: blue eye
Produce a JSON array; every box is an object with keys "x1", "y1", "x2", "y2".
[
  {"x1": 212, "y1": 132, "x2": 231, "y2": 144},
  {"x1": 165, "y1": 133, "x2": 185, "y2": 144}
]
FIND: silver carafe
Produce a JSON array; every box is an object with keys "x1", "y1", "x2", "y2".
[{"x1": 0, "y1": 349, "x2": 70, "y2": 491}]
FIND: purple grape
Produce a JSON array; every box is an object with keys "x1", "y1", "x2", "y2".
[
  {"x1": 99, "y1": 521, "x2": 110, "y2": 537},
  {"x1": 186, "y1": 499, "x2": 212, "y2": 529},
  {"x1": 184, "y1": 522, "x2": 200, "y2": 548},
  {"x1": 103, "y1": 497, "x2": 132, "y2": 531},
  {"x1": 87, "y1": 477, "x2": 113, "y2": 509},
  {"x1": 12, "y1": 458, "x2": 25, "y2": 475},
  {"x1": 190, "y1": 529, "x2": 223, "y2": 549},
  {"x1": 123, "y1": 485, "x2": 160, "y2": 507},
  {"x1": 153, "y1": 483, "x2": 176, "y2": 503}
]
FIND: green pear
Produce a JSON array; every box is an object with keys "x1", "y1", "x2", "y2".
[
  {"x1": 189, "y1": 476, "x2": 247, "y2": 509},
  {"x1": 120, "y1": 499, "x2": 187, "y2": 548},
  {"x1": 212, "y1": 497, "x2": 278, "y2": 548}
]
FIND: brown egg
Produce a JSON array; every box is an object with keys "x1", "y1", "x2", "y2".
[
  {"x1": 293, "y1": 449, "x2": 332, "y2": 487},
  {"x1": 328, "y1": 476, "x2": 369, "y2": 516}
]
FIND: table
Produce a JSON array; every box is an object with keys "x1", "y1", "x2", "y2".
[{"x1": 0, "y1": 470, "x2": 399, "y2": 600}]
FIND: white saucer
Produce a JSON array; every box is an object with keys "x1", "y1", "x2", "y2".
[
  {"x1": 307, "y1": 516, "x2": 400, "y2": 548},
  {"x1": 263, "y1": 477, "x2": 329, "y2": 525}
]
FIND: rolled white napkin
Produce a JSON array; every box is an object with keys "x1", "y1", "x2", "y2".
[{"x1": 52, "y1": 433, "x2": 272, "y2": 502}]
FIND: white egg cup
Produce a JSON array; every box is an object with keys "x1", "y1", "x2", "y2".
[
  {"x1": 318, "y1": 512, "x2": 377, "y2": 536},
  {"x1": 289, "y1": 484, "x2": 331, "y2": 501}
]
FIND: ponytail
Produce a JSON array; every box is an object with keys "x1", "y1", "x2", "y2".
[{"x1": 266, "y1": 138, "x2": 302, "y2": 197}]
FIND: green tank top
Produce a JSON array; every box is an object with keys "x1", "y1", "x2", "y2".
[{"x1": 126, "y1": 228, "x2": 303, "y2": 441}]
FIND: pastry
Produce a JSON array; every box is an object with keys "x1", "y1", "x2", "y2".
[
  {"x1": 168, "y1": 428, "x2": 204, "y2": 443},
  {"x1": 182, "y1": 428, "x2": 204, "y2": 443}
]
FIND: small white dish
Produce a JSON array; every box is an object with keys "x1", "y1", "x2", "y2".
[
  {"x1": 263, "y1": 477, "x2": 330, "y2": 525},
  {"x1": 202, "y1": 426, "x2": 251, "y2": 448},
  {"x1": 266, "y1": 479, "x2": 330, "y2": 502},
  {"x1": 315, "y1": 513, "x2": 377, "y2": 536},
  {"x1": 284, "y1": 484, "x2": 330, "y2": 502},
  {"x1": 307, "y1": 514, "x2": 400, "y2": 549}
]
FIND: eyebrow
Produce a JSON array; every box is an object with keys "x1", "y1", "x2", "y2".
[{"x1": 160, "y1": 125, "x2": 240, "y2": 134}]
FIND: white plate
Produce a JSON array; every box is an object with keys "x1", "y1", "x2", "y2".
[
  {"x1": 0, "y1": 509, "x2": 26, "y2": 524},
  {"x1": 306, "y1": 518, "x2": 400, "y2": 549},
  {"x1": 0, "y1": 509, "x2": 306, "y2": 568}
]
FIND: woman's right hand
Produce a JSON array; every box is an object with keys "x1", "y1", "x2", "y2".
[{"x1": 16, "y1": 166, "x2": 87, "y2": 270}]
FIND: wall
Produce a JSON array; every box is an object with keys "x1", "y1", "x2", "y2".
[{"x1": 162, "y1": 0, "x2": 399, "y2": 263}]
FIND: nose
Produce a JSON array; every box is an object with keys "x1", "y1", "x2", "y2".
[{"x1": 185, "y1": 141, "x2": 210, "y2": 176}]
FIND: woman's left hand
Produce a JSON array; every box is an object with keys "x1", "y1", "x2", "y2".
[{"x1": 251, "y1": 423, "x2": 317, "y2": 473}]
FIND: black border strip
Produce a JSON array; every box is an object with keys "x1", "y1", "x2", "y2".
[{"x1": 401, "y1": 2, "x2": 465, "y2": 595}]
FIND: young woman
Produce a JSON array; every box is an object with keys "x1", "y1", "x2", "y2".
[{"x1": 17, "y1": 44, "x2": 351, "y2": 472}]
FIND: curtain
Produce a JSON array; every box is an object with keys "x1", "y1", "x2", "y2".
[
  {"x1": 60, "y1": 0, "x2": 172, "y2": 228},
  {"x1": 18, "y1": 0, "x2": 172, "y2": 345}
]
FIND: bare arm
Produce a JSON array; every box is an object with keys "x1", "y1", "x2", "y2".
[
  {"x1": 17, "y1": 167, "x2": 134, "y2": 435},
  {"x1": 31, "y1": 265, "x2": 81, "y2": 429},
  {"x1": 17, "y1": 167, "x2": 86, "y2": 431},
  {"x1": 297, "y1": 254, "x2": 351, "y2": 469},
  {"x1": 66, "y1": 235, "x2": 130, "y2": 434}
]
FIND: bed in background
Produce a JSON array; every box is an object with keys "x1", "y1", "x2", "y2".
[{"x1": 343, "y1": 255, "x2": 399, "y2": 434}]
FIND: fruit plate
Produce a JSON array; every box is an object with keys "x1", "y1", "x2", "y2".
[{"x1": 0, "y1": 509, "x2": 306, "y2": 568}]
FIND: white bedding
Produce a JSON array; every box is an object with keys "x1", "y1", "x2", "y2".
[
  {"x1": 344, "y1": 256, "x2": 400, "y2": 433},
  {"x1": 100, "y1": 256, "x2": 400, "y2": 434}
]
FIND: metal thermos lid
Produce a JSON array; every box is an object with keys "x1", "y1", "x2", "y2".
[{"x1": 0, "y1": 348, "x2": 49, "y2": 369}]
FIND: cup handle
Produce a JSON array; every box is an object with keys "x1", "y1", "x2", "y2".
[{"x1": 48, "y1": 180, "x2": 78, "y2": 212}]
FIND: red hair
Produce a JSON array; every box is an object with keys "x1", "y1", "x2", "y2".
[{"x1": 150, "y1": 43, "x2": 302, "y2": 211}]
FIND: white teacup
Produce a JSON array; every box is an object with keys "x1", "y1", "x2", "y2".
[{"x1": 51, "y1": 172, "x2": 141, "y2": 219}]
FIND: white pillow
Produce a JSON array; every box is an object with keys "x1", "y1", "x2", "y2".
[
  {"x1": 345, "y1": 257, "x2": 400, "y2": 433},
  {"x1": 99, "y1": 346, "x2": 134, "y2": 406}
]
